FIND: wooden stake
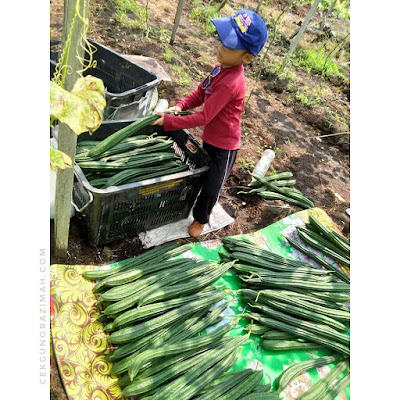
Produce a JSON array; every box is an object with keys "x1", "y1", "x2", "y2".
[
  {"x1": 54, "y1": 0, "x2": 89, "y2": 261},
  {"x1": 280, "y1": 0, "x2": 321, "y2": 72},
  {"x1": 170, "y1": 0, "x2": 185, "y2": 45}
]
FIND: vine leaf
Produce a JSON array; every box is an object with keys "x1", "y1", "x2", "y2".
[
  {"x1": 50, "y1": 147, "x2": 72, "y2": 172},
  {"x1": 50, "y1": 75, "x2": 106, "y2": 135}
]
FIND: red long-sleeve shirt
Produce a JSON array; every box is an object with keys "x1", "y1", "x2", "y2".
[{"x1": 163, "y1": 63, "x2": 245, "y2": 150}]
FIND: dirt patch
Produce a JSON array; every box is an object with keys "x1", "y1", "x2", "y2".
[{"x1": 50, "y1": 1, "x2": 350, "y2": 397}]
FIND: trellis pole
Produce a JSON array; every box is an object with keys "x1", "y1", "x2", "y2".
[
  {"x1": 170, "y1": 0, "x2": 185, "y2": 45},
  {"x1": 279, "y1": 0, "x2": 321, "y2": 72},
  {"x1": 54, "y1": 0, "x2": 89, "y2": 260}
]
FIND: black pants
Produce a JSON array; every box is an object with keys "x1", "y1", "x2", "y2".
[{"x1": 193, "y1": 141, "x2": 237, "y2": 224}]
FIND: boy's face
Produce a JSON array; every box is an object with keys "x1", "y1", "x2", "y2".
[{"x1": 217, "y1": 44, "x2": 254, "y2": 67}]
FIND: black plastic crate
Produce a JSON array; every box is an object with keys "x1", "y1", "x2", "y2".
[
  {"x1": 50, "y1": 38, "x2": 161, "y2": 118},
  {"x1": 72, "y1": 123, "x2": 210, "y2": 246}
]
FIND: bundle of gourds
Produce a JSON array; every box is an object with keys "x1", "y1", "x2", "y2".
[
  {"x1": 238, "y1": 171, "x2": 314, "y2": 209},
  {"x1": 75, "y1": 113, "x2": 190, "y2": 188},
  {"x1": 83, "y1": 242, "x2": 274, "y2": 399}
]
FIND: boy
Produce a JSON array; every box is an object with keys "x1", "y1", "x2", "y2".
[{"x1": 152, "y1": 10, "x2": 268, "y2": 237}]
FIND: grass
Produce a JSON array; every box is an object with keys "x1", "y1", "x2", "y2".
[
  {"x1": 325, "y1": 107, "x2": 349, "y2": 130},
  {"x1": 170, "y1": 65, "x2": 190, "y2": 86},
  {"x1": 287, "y1": 81, "x2": 299, "y2": 93},
  {"x1": 262, "y1": 60, "x2": 295, "y2": 82},
  {"x1": 238, "y1": 156, "x2": 256, "y2": 174},
  {"x1": 285, "y1": 84, "x2": 326, "y2": 108},
  {"x1": 156, "y1": 28, "x2": 171, "y2": 45},
  {"x1": 294, "y1": 0, "x2": 350, "y2": 19},
  {"x1": 295, "y1": 90, "x2": 322, "y2": 107},
  {"x1": 292, "y1": 47, "x2": 344, "y2": 78},
  {"x1": 108, "y1": 0, "x2": 147, "y2": 30},
  {"x1": 189, "y1": 1, "x2": 219, "y2": 36},
  {"x1": 164, "y1": 47, "x2": 174, "y2": 63},
  {"x1": 272, "y1": 146, "x2": 286, "y2": 159}
]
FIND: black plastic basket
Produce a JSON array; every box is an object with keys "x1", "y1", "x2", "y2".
[
  {"x1": 50, "y1": 38, "x2": 161, "y2": 118},
  {"x1": 72, "y1": 123, "x2": 210, "y2": 246}
]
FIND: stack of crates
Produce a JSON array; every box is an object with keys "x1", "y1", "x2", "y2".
[
  {"x1": 50, "y1": 38, "x2": 161, "y2": 120},
  {"x1": 51, "y1": 38, "x2": 210, "y2": 245}
]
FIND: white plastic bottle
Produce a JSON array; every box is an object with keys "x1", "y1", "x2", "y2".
[
  {"x1": 153, "y1": 99, "x2": 169, "y2": 114},
  {"x1": 250, "y1": 149, "x2": 275, "y2": 185}
]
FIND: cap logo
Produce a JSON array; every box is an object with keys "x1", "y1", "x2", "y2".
[{"x1": 234, "y1": 14, "x2": 252, "y2": 33}]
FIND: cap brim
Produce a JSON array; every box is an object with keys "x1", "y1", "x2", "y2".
[{"x1": 211, "y1": 17, "x2": 246, "y2": 51}]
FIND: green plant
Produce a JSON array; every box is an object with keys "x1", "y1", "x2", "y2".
[
  {"x1": 293, "y1": 0, "x2": 350, "y2": 19},
  {"x1": 287, "y1": 81, "x2": 298, "y2": 93},
  {"x1": 295, "y1": 90, "x2": 322, "y2": 107},
  {"x1": 171, "y1": 65, "x2": 191, "y2": 85},
  {"x1": 109, "y1": 0, "x2": 147, "y2": 30},
  {"x1": 333, "y1": 0, "x2": 350, "y2": 19},
  {"x1": 272, "y1": 146, "x2": 285, "y2": 159},
  {"x1": 263, "y1": 61, "x2": 295, "y2": 82},
  {"x1": 157, "y1": 28, "x2": 170, "y2": 44},
  {"x1": 293, "y1": 47, "x2": 344, "y2": 78},
  {"x1": 50, "y1": 77, "x2": 106, "y2": 170},
  {"x1": 238, "y1": 157, "x2": 255, "y2": 174},
  {"x1": 163, "y1": 47, "x2": 173, "y2": 63},
  {"x1": 284, "y1": 95, "x2": 295, "y2": 106},
  {"x1": 189, "y1": 3, "x2": 219, "y2": 35}
]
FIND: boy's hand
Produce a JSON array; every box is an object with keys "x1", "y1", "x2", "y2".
[
  {"x1": 167, "y1": 106, "x2": 182, "y2": 115},
  {"x1": 151, "y1": 112, "x2": 165, "y2": 126}
]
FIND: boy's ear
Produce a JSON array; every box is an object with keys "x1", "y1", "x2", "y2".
[{"x1": 243, "y1": 52, "x2": 254, "y2": 64}]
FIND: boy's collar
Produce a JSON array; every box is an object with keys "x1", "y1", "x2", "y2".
[{"x1": 218, "y1": 63, "x2": 244, "y2": 70}]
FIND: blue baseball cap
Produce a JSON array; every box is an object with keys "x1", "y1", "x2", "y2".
[{"x1": 211, "y1": 10, "x2": 268, "y2": 56}]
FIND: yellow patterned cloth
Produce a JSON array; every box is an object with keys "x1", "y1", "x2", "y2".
[{"x1": 50, "y1": 264, "x2": 125, "y2": 400}]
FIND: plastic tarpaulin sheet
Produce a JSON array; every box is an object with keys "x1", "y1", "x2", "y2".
[
  {"x1": 138, "y1": 202, "x2": 235, "y2": 249},
  {"x1": 50, "y1": 207, "x2": 349, "y2": 400}
]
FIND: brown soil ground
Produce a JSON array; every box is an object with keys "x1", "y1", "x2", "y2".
[{"x1": 50, "y1": 1, "x2": 350, "y2": 398}]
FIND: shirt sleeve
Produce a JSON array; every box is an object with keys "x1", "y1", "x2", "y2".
[
  {"x1": 175, "y1": 83, "x2": 205, "y2": 111},
  {"x1": 164, "y1": 83, "x2": 233, "y2": 132}
]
